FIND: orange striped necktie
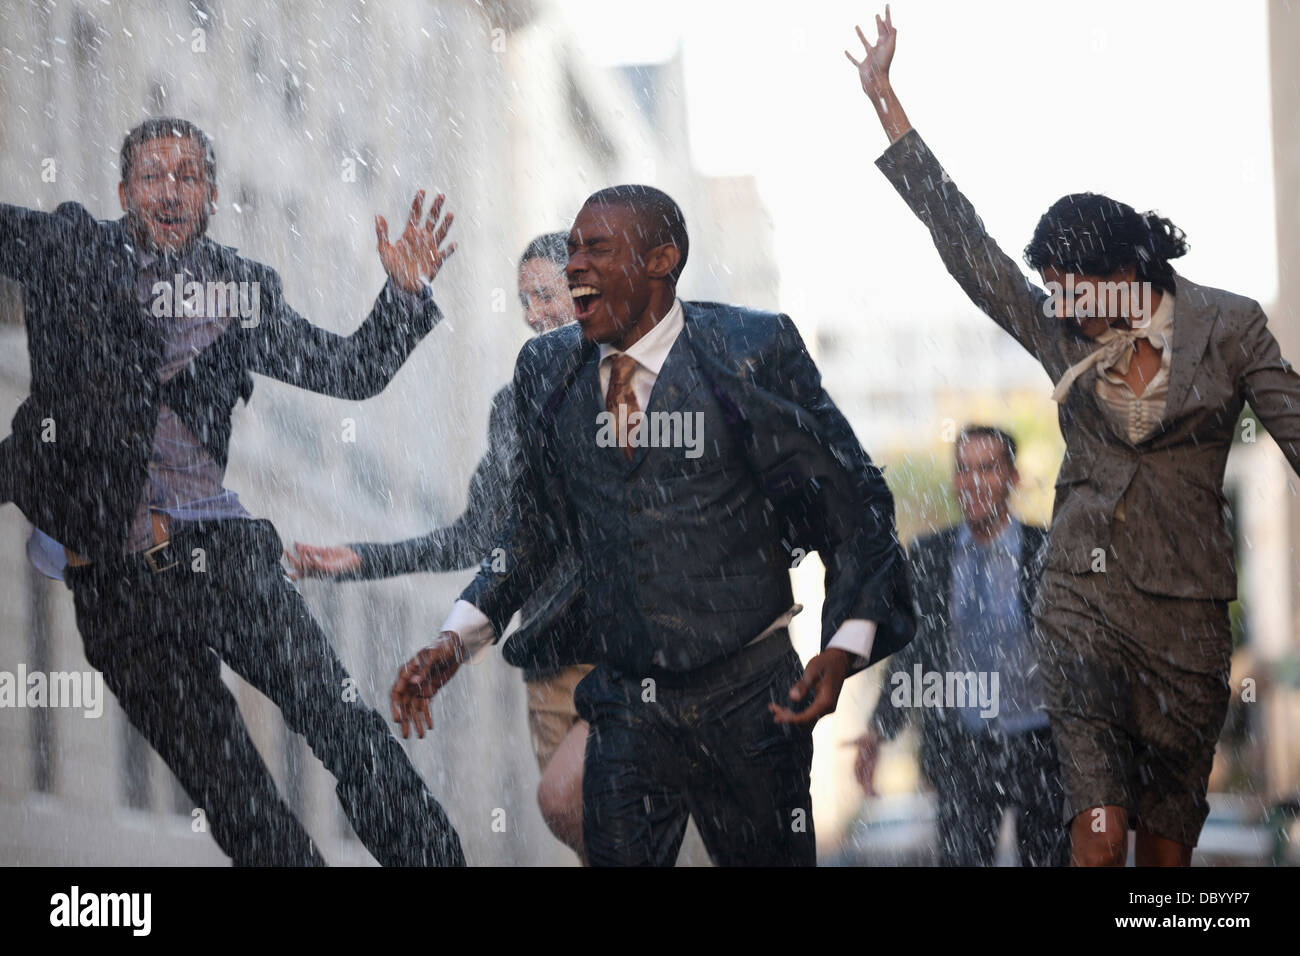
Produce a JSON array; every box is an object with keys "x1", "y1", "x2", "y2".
[{"x1": 605, "y1": 353, "x2": 640, "y2": 461}]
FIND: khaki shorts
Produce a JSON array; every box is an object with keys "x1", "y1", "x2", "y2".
[{"x1": 525, "y1": 664, "x2": 596, "y2": 773}]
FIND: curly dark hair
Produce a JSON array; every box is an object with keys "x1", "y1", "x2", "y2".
[{"x1": 1024, "y1": 193, "x2": 1188, "y2": 294}]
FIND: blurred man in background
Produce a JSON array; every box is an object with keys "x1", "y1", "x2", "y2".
[{"x1": 855, "y1": 426, "x2": 1068, "y2": 866}]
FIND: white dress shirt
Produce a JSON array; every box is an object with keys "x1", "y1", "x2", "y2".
[
  {"x1": 1048, "y1": 290, "x2": 1176, "y2": 522},
  {"x1": 1093, "y1": 289, "x2": 1176, "y2": 446},
  {"x1": 441, "y1": 298, "x2": 876, "y2": 664}
]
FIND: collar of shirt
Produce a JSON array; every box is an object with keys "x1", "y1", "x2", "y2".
[
  {"x1": 135, "y1": 245, "x2": 194, "y2": 276},
  {"x1": 597, "y1": 298, "x2": 685, "y2": 378},
  {"x1": 954, "y1": 517, "x2": 1021, "y2": 558},
  {"x1": 135, "y1": 245, "x2": 197, "y2": 306}
]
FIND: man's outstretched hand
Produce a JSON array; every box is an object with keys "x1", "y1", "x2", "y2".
[
  {"x1": 376, "y1": 190, "x2": 457, "y2": 294},
  {"x1": 770, "y1": 648, "x2": 852, "y2": 727},
  {"x1": 391, "y1": 630, "x2": 466, "y2": 739}
]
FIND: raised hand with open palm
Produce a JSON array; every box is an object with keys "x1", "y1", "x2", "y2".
[
  {"x1": 845, "y1": 5, "x2": 912, "y2": 144},
  {"x1": 375, "y1": 189, "x2": 457, "y2": 294}
]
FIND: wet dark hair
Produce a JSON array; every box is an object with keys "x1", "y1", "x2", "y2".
[
  {"x1": 582, "y1": 184, "x2": 688, "y2": 282},
  {"x1": 1024, "y1": 193, "x2": 1188, "y2": 294},
  {"x1": 120, "y1": 117, "x2": 216, "y2": 186},
  {"x1": 956, "y1": 425, "x2": 1017, "y2": 469},
  {"x1": 518, "y1": 231, "x2": 569, "y2": 271}
]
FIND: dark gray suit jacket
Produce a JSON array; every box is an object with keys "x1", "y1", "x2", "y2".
[
  {"x1": 0, "y1": 201, "x2": 440, "y2": 560},
  {"x1": 460, "y1": 301, "x2": 916, "y2": 676},
  {"x1": 878, "y1": 130, "x2": 1300, "y2": 600}
]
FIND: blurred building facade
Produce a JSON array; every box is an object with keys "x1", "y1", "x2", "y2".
[
  {"x1": 0, "y1": 0, "x2": 778, "y2": 865},
  {"x1": 1261, "y1": 0, "x2": 1300, "y2": 804}
]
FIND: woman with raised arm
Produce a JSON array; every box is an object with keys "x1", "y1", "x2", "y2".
[{"x1": 847, "y1": 6, "x2": 1300, "y2": 866}]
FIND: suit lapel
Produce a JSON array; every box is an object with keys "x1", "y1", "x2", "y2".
[
  {"x1": 1159, "y1": 275, "x2": 1218, "y2": 428},
  {"x1": 930, "y1": 527, "x2": 956, "y2": 620},
  {"x1": 104, "y1": 221, "x2": 155, "y2": 350},
  {"x1": 567, "y1": 346, "x2": 604, "y2": 458},
  {"x1": 679, "y1": 304, "x2": 754, "y2": 439},
  {"x1": 532, "y1": 333, "x2": 598, "y2": 474},
  {"x1": 628, "y1": 331, "x2": 701, "y2": 471},
  {"x1": 645, "y1": 330, "x2": 701, "y2": 417},
  {"x1": 1074, "y1": 360, "x2": 1132, "y2": 446},
  {"x1": 921, "y1": 528, "x2": 957, "y2": 668},
  {"x1": 1016, "y1": 522, "x2": 1042, "y2": 616}
]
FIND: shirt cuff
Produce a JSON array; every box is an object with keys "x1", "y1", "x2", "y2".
[
  {"x1": 828, "y1": 619, "x2": 876, "y2": 667},
  {"x1": 439, "y1": 599, "x2": 496, "y2": 657}
]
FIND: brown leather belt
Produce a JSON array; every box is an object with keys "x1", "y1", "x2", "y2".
[{"x1": 64, "y1": 512, "x2": 174, "y2": 571}]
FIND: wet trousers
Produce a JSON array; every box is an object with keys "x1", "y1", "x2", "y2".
[{"x1": 65, "y1": 518, "x2": 465, "y2": 867}]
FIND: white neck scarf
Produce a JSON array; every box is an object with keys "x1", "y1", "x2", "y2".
[{"x1": 1051, "y1": 291, "x2": 1175, "y2": 403}]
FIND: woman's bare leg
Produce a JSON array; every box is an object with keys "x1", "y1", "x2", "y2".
[
  {"x1": 1070, "y1": 805, "x2": 1129, "y2": 866},
  {"x1": 537, "y1": 719, "x2": 589, "y2": 863},
  {"x1": 1134, "y1": 829, "x2": 1193, "y2": 866}
]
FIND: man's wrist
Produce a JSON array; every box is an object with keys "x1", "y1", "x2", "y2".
[
  {"x1": 822, "y1": 646, "x2": 853, "y2": 673},
  {"x1": 439, "y1": 629, "x2": 466, "y2": 662},
  {"x1": 392, "y1": 275, "x2": 432, "y2": 297},
  {"x1": 439, "y1": 601, "x2": 496, "y2": 657}
]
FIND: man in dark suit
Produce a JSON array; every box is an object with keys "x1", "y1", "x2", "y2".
[
  {"x1": 0, "y1": 117, "x2": 464, "y2": 866},
  {"x1": 390, "y1": 184, "x2": 914, "y2": 866},
  {"x1": 855, "y1": 426, "x2": 1068, "y2": 866}
]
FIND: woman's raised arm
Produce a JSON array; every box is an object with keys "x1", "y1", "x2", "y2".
[{"x1": 846, "y1": 7, "x2": 1067, "y2": 376}]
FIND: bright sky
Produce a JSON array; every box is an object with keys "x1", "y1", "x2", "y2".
[{"x1": 553, "y1": 0, "x2": 1278, "y2": 326}]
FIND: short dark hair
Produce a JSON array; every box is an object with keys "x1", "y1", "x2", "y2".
[
  {"x1": 582, "y1": 184, "x2": 688, "y2": 282},
  {"x1": 1024, "y1": 193, "x2": 1188, "y2": 295},
  {"x1": 120, "y1": 117, "x2": 216, "y2": 186},
  {"x1": 956, "y1": 425, "x2": 1017, "y2": 469},
  {"x1": 518, "y1": 231, "x2": 569, "y2": 271}
]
